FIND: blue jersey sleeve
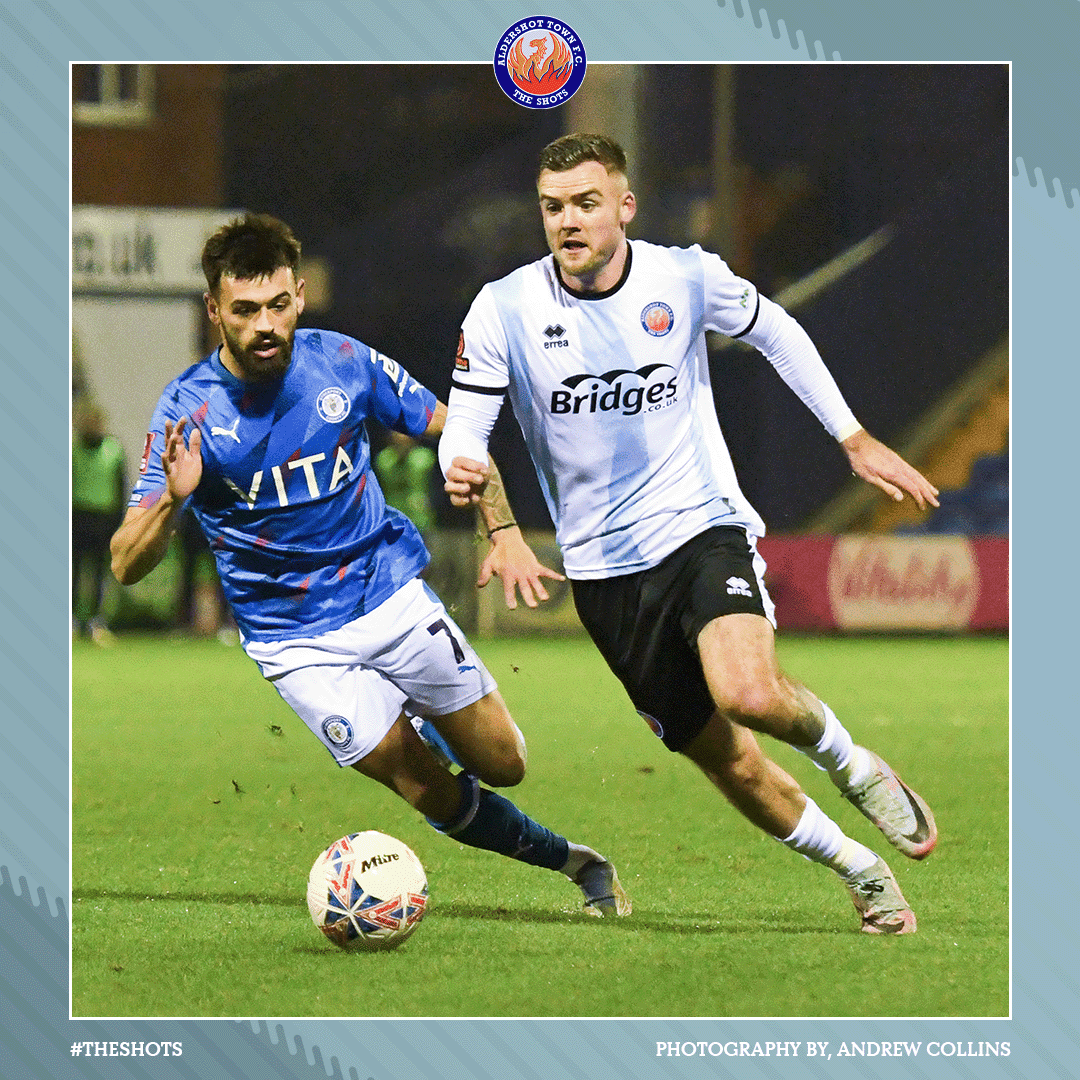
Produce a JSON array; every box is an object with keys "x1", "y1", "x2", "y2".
[
  {"x1": 365, "y1": 348, "x2": 438, "y2": 437},
  {"x1": 128, "y1": 380, "x2": 189, "y2": 508}
]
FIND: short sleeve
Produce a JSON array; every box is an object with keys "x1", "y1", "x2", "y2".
[
  {"x1": 127, "y1": 387, "x2": 185, "y2": 508},
  {"x1": 453, "y1": 285, "x2": 511, "y2": 391},
  {"x1": 365, "y1": 347, "x2": 438, "y2": 436},
  {"x1": 698, "y1": 247, "x2": 761, "y2": 339}
]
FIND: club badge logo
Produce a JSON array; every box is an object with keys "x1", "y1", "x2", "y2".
[
  {"x1": 316, "y1": 386, "x2": 351, "y2": 423},
  {"x1": 493, "y1": 17, "x2": 586, "y2": 109},
  {"x1": 322, "y1": 715, "x2": 354, "y2": 749},
  {"x1": 455, "y1": 330, "x2": 469, "y2": 372},
  {"x1": 640, "y1": 301, "x2": 674, "y2": 337}
]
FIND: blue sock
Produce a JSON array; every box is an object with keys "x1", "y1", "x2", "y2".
[
  {"x1": 427, "y1": 773, "x2": 569, "y2": 872},
  {"x1": 415, "y1": 719, "x2": 464, "y2": 769}
]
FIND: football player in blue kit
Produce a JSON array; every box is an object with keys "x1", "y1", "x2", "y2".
[
  {"x1": 440, "y1": 134, "x2": 941, "y2": 934},
  {"x1": 110, "y1": 212, "x2": 629, "y2": 917}
]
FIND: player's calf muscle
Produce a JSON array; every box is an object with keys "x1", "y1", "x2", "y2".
[{"x1": 352, "y1": 738, "x2": 457, "y2": 818}]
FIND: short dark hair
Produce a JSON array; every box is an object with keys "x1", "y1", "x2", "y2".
[
  {"x1": 537, "y1": 133, "x2": 628, "y2": 180},
  {"x1": 201, "y1": 213, "x2": 302, "y2": 294}
]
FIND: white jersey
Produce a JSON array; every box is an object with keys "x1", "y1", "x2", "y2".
[{"x1": 445, "y1": 240, "x2": 859, "y2": 579}]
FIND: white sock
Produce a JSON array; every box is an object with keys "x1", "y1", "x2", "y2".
[
  {"x1": 781, "y1": 797, "x2": 878, "y2": 881},
  {"x1": 797, "y1": 702, "x2": 872, "y2": 789}
]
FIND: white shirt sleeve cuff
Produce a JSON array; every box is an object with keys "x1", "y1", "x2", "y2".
[{"x1": 835, "y1": 420, "x2": 863, "y2": 443}]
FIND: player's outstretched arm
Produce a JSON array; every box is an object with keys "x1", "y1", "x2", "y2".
[
  {"x1": 444, "y1": 453, "x2": 565, "y2": 610},
  {"x1": 842, "y1": 428, "x2": 940, "y2": 509},
  {"x1": 111, "y1": 417, "x2": 203, "y2": 585}
]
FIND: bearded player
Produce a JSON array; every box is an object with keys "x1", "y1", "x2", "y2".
[{"x1": 111, "y1": 212, "x2": 630, "y2": 918}]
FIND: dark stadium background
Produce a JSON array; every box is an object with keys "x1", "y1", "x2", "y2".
[{"x1": 215, "y1": 64, "x2": 1007, "y2": 532}]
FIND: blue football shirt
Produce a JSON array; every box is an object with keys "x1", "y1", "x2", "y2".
[{"x1": 130, "y1": 329, "x2": 437, "y2": 641}]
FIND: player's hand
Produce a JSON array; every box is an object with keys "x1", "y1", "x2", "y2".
[
  {"x1": 444, "y1": 455, "x2": 489, "y2": 508},
  {"x1": 842, "y1": 428, "x2": 939, "y2": 510},
  {"x1": 478, "y1": 526, "x2": 566, "y2": 610},
  {"x1": 162, "y1": 417, "x2": 203, "y2": 501}
]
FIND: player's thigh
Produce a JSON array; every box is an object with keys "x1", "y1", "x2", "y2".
[
  {"x1": 676, "y1": 526, "x2": 804, "y2": 722},
  {"x1": 373, "y1": 583, "x2": 526, "y2": 783},
  {"x1": 349, "y1": 712, "x2": 463, "y2": 820},
  {"x1": 427, "y1": 689, "x2": 527, "y2": 787},
  {"x1": 270, "y1": 661, "x2": 465, "y2": 820},
  {"x1": 696, "y1": 612, "x2": 786, "y2": 713},
  {"x1": 571, "y1": 569, "x2": 715, "y2": 753}
]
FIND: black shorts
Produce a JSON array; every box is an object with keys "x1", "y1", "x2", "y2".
[{"x1": 570, "y1": 526, "x2": 773, "y2": 753}]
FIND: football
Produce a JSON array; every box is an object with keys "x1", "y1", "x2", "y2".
[{"x1": 306, "y1": 831, "x2": 429, "y2": 951}]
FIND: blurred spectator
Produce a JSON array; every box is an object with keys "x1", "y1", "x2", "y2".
[
  {"x1": 72, "y1": 400, "x2": 126, "y2": 643},
  {"x1": 174, "y1": 508, "x2": 237, "y2": 642},
  {"x1": 374, "y1": 430, "x2": 437, "y2": 535},
  {"x1": 72, "y1": 336, "x2": 89, "y2": 402}
]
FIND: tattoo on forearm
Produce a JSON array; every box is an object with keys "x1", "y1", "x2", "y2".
[{"x1": 479, "y1": 458, "x2": 515, "y2": 533}]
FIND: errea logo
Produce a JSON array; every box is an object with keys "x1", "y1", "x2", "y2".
[
  {"x1": 726, "y1": 576, "x2": 752, "y2": 597},
  {"x1": 543, "y1": 324, "x2": 568, "y2": 349}
]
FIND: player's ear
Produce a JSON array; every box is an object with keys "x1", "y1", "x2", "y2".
[
  {"x1": 619, "y1": 190, "x2": 637, "y2": 227},
  {"x1": 204, "y1": 290, "x2": 220, "y2": 325},
  {"x1": 294, "y1": 277, "x2": 306, "y2": 317}
]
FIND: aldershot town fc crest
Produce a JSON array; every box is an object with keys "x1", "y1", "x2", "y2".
[
  {"x1": 641, "y1": 301, "x2": 674, "y2": 337},
  {"x1": 493, "y1": 17, "x2": 586, "y2": 109}
]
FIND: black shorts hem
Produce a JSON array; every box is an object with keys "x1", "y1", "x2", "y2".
[{"x1": 571, "y1": 526, "x2": 770, "y2": 752}]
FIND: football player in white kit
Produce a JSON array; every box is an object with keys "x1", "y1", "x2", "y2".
[{"x1": 440, "y1": 134, "x2": 941, "y2": 934}]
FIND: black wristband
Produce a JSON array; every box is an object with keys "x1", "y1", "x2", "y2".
[{"x1": 487, "y1": 522, "x2": 517, "y2": 539}]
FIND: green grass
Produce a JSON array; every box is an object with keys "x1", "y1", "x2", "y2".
[{"x1": 72, "y1": 633, "x2": 1008, "y2": 1018}]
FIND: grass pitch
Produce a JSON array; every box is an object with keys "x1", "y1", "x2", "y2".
[{"x1": 71, "y1": 632, "x2": 1008, "y2": 1018}]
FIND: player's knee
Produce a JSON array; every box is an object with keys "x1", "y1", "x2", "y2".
[
  {"x1": 480, "y1": 760, "x2": 525, "y2": 788},
  {"x1": 478, "y1": 737, "x2": 527, "y2": 787},
  {"x1": 715, "y1": 682, "x2": 786, "y2": 732},
  {"x1": 443, "y1": 699, "x2": 527, "y2": 786}
]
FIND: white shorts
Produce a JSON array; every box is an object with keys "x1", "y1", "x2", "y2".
[{"x1": 243, "y1": 578, "x2": 497, "y2": 767}]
